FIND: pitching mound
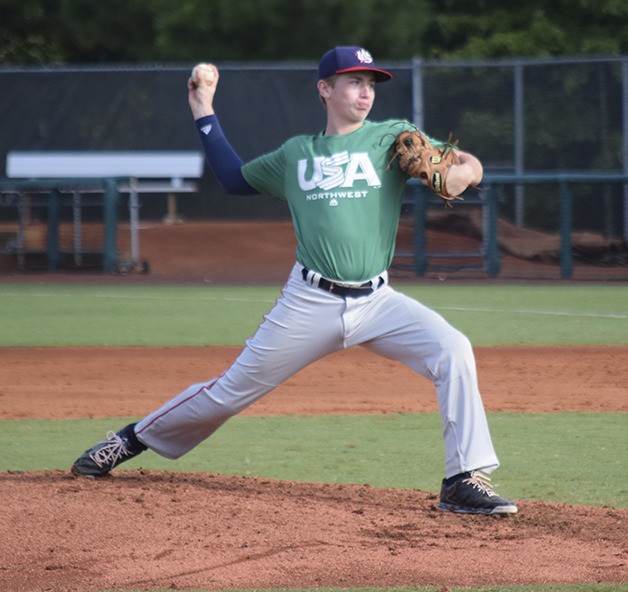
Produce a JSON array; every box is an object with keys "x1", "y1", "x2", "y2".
[{"x1": 1, "y1": 470, "x2": 626, "y2": 591}]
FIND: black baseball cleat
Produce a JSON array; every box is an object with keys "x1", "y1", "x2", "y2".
[
  {"x1": 71, "y1": 423, "x2": 146, "y2": 478},
  {"x1": 438, "y1": 470, "x2": 518, "y2": 515}
]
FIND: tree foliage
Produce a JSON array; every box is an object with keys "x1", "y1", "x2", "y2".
[
  {"x1": 1, "y1": 0, "x2": 626, "y2": 65},
  {"x1": 426, "y1": 0, "x2": 628, "y2": 58}
]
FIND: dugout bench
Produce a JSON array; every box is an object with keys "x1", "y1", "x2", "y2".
[{"x1": 1, "y1": 151, "x2": 204, "y2": 273}]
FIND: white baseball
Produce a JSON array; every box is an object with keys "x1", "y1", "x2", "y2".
[{"x1": 191, "y1": 63, "x2": 215, "y2": 86}]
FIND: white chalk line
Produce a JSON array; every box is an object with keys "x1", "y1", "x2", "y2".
[
  {"x1": 433, "y1": 305, "x2": 628, "y2": 320},
  {"x1": 0, "y1": 291, "x2": 276, "y2": 304}
]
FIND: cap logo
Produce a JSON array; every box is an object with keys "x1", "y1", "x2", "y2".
[{"x1": 355, "y1": 49, "x2": 374, "y2": 64}]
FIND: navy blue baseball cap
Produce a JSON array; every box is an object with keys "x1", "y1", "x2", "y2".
[{"x1": 318, "y1": 46, "x2": 393, "y2": 83}]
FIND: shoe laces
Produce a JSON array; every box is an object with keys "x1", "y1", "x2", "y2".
[
  {"x1": 90, "y1": 431, "x2": 131, "y2": 468},
  {"x1": 463, "y1": 470, "x2": 496, "y2": 498}
]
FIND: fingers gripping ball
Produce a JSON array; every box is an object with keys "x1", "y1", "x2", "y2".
[
  {"x1": 191, "y1": 63, "x2": 216, "y2": 87},
  {"x1": 389, "y1": 130, "x2": 462, "y2": 206}
]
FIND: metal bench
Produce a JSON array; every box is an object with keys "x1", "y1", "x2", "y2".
[{"x1": 3, "y1": 151, "x2": 204, "y2": 272}]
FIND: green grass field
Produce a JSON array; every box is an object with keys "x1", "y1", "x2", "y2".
[
  {"x1": 1, "y1": 281, "x2": 626, "y2": 592},
  {"x1": 2, "y1": 412, "x2": 626, "y2": 507},
  {"x1": 0, "y1": 282, "x2": 626, "y2": 346}
]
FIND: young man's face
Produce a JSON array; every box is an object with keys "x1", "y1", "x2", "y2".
[{"x1": 322, "y1": 72, "x2": 376, "y2": 124}]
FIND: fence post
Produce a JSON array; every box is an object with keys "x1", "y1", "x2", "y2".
[
  {"x1": 483, "y1": 185, "x2": 500, "y2": 277},
  {"x1": 559, "y1": 181, "x2": 573, "y2": 279},
  {"x1": 623, "y1": 57, "x2": 628, "y2": 241},
  {"x1": 411, "y1": 57, "x2": 424, "y2": 130},
  {"x1": 103, "y1": 179, "x2": 118, "y2": 274},
  {"x1": 413, "y1": 188, "x2": 428, "y2": 276},
  {"x1": 47, "y1": 188, "x2": 60, "y2": 272},
  {"x1": 514, "y1": 62, "x2": 526, "y2": 227}
]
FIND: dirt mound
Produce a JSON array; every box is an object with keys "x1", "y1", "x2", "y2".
[
  {"x1": 428, "y1": 209, "x2": 627, "y2": 265},
  {"x1": 1, "y1": 471, "x2": 625, "y2": 592}
]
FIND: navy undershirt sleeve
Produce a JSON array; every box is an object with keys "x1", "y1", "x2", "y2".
[{"x1": 195, "y1": 115, "x2": 259, "y2": 195}]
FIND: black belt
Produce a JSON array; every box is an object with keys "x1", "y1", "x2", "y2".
[{"x1": 301, "y1": 268, "x2": 382, "y2": 298}]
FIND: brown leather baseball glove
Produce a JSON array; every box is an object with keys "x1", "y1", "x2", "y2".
[{"x1": 389, "y1": 129, "x2": 462, "y2": 206}]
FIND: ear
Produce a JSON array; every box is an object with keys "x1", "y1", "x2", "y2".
[{"x1": 317, "y1": 79, "x2": 332, "y2": 99}]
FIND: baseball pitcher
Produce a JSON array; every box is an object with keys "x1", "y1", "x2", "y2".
[{"x1": 72, "y1": 47, "x2": 517, "y2": 516}]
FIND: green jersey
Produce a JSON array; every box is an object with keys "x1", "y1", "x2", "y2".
[{"x1": 242, "y1": 119, "x2": 417, "y2": 282}]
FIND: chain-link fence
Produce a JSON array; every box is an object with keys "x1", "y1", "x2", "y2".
[
  {"x1": 415, "y1": 56, "x2": 628, "y2": 242},
  {"x1": 0, "y1": 56, "x2": 626, "y2": 276}
]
